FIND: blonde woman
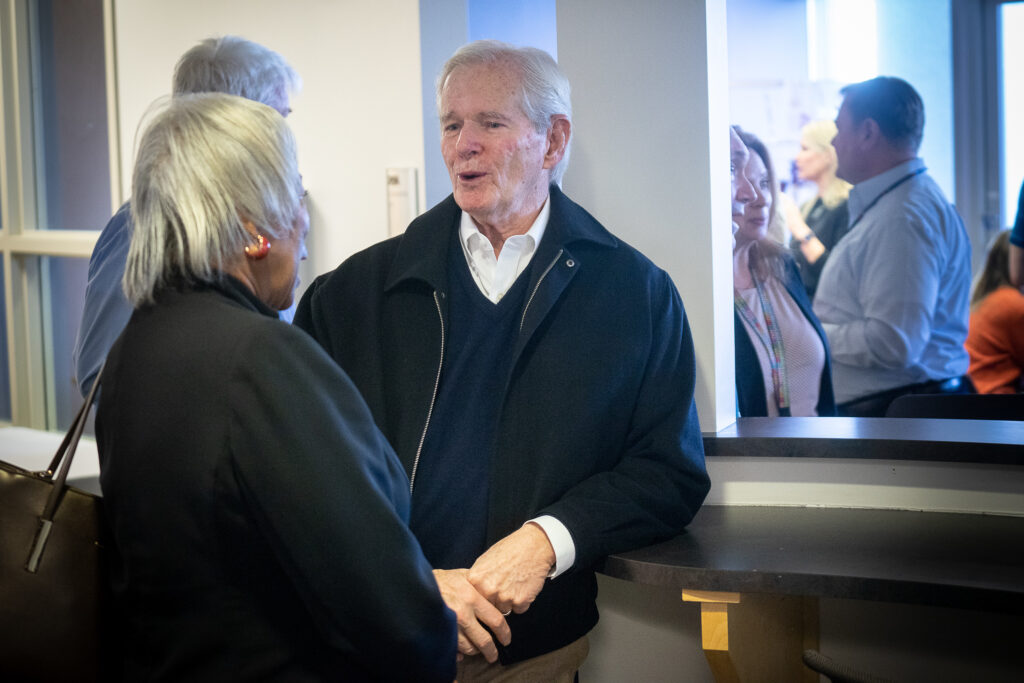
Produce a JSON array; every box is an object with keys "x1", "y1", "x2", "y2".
[{"x1": 785, "y1": 119, "x2": 853, "y2": 298}]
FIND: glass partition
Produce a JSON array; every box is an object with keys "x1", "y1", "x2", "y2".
[{"x1": 1000, "y1": 1, "x2": 1024, "y2": 227}]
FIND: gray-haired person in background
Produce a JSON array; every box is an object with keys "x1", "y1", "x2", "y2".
[{"x1": 73, "y1": 36, "x2": 299, "y2": 396}]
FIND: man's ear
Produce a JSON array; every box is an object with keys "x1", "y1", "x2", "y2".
[
  {"x1": 860, "y1": 117, "x2": 881, "y2": 149},
  {"x1": 543, "y1": 116, "x2": 571, "y2": 169}
]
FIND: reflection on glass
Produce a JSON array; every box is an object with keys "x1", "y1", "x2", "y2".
[
  {"x1": 33, "y1": 0, "x2": 110, "y2": 232},
  {"x1": 43, "y1": 257, "x2": 89, "y2": 433},
  {"x1": 729, "y1": 0, "x2": 955, "y2": 419},
  {"x1": 1001, "y1": 1, "x2": 1024, "y2": 227}
]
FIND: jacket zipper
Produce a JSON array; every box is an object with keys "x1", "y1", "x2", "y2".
[
  {"x1": 520, "y1": 249, "x2": 563, "y2": 332},
  {"x1": 409, "y1": 290, "x2": 445, "y2": 494}
]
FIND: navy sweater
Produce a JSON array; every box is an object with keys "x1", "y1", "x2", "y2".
[{"x1": 411, "y1": 235, "x2": 531, "y2": 568}]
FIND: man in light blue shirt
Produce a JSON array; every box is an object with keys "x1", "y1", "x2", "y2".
[
  {"x1": 813, "y1": 77, "x2": 971, "y2": 416},
  {"x1": 73, "y1": 36, "x2": 299, "y2": 396}
]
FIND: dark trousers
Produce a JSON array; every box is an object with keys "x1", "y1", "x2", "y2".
[{"x1": 837, "y1": 376, "x2": 975, "y2": 418}]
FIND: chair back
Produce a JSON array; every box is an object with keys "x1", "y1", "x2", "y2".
[{"x1": 885, "y1": 393, "x2": 1024, "y2": 420}]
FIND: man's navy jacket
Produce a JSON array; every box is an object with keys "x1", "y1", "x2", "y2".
[{"x1": 295, "y1": 185, "x2": 710, "y2": 665}]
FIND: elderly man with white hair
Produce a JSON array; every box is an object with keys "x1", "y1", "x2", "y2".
[{"x1": 296, "y1": 40, "x2": 709, "y2": 681}]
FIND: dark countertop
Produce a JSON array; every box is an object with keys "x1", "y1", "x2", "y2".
[
  {"x1": 601, "y1": 505, "x2": 1024, "y2": 613},
  {"x1": 703, "y1": 417, "x2": 1024, "y2": 465}
]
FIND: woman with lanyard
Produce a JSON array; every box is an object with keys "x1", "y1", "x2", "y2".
[{"x1": 732, "y1": 129, "x2": 836, "y2": 417}]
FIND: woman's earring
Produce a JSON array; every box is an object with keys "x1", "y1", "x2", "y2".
[{"x1": 244, "y1": 234, "x2": 271, "y2": 259}]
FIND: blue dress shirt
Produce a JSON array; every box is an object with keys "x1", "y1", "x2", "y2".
[
  {"x1": 73, "y1": 203, "x2": 133, "y2": 396},
  {"x1": 812, "y1": 159, "x2": 971, "y2": 403}
]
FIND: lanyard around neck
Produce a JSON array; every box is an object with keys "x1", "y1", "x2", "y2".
[
  {"x1": 847, "y1": 166, "x2": 926, "y2": 231},
  {"x1": 735, "y1": 272, "x2": 791, "y2": 416}
]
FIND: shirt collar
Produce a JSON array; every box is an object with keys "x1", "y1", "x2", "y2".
[
  {"x1": 459, "y1": 197, "x2": 550, "y2": 258},
  {"x1": 848, "y1": 157, "x2": 925, "y2": 224}
]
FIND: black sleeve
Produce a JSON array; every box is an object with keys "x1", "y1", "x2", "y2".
[
  {"x1": 293, "y1": 274, "x2": 328, "y2": 343},
  {"x1": 228, "y1": 322, "x2": 456, "y2": 681},
  {"x1": 536, "y1": 272, "x2": 710, "y2": 567}
]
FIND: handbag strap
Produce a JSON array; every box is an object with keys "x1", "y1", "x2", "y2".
[
  {"x1": 25, "y1": 366, "x2": 105, "y2": 572},
  {"x1": 40, "y1": 364, "x2": 104, "y2": 522}
]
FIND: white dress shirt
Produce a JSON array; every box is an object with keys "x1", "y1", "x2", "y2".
[
  {"x1": 812, "y1": 159, "x2": 971, "y2": 403},
  {"x1": 458, "y1": 200, "x2": 549, "y2": 303},
  {"x1": 457, "y1": 199, "x2": 575, "y2": 578}
]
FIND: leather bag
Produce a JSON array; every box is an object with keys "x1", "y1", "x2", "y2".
[{"x1": 0, "y1": 372, "x2": 109, "y2": 682}]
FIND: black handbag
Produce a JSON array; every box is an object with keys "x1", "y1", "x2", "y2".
[{"x1": 0, "y1": 371, "x2": 110, "y2": 682}]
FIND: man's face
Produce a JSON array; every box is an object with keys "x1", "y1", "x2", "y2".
[
  {"x1": 832, "y1": 100, "x2": 862, "y2": 184},
  {"x1": 730, "y1": 128, "x2": 755, "y2": 234},
  {"x1": 439, "y1": 62, "x2": 552, "y2": 233}
]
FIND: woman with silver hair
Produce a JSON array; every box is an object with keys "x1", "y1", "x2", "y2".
[
  {"x1": 97, "y1": 93, "x2": 455, "y2": 681},
  {"x1": 784, "y1": 119, "x2": 853, "y2": 298}
]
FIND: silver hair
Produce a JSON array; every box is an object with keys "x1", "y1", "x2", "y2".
[
  {"x1": 124, "y1": 93, "x2": 302, "y2": 306},
  {"x1": 436, "y1": 40, "x2": 572, "y2": 186},
  {"x1": 172, "y1": 36, "x2": 300, "y2": 114}
]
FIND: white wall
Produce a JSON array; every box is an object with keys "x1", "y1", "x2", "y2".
[
  {"x1": 557, "y1": 0, "x2": 736, "y2": 432},
  {"x1": 112, "y1": 0, "x2": 425, "y2": 282}
]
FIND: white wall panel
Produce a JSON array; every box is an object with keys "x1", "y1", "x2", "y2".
[{"x1": 112, "y1": 0, "x2": 425, "y2": 282}]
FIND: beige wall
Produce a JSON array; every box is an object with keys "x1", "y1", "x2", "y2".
[
  {"x1": 557, "y1": 0, "x2": 735, "y2": 430},
  {"x1": 113, "y1": 0, "x2": 426, "y2": 282}
]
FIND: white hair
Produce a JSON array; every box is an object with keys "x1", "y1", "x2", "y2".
[
  {"x1": 437, "y1": 40, "x2": 572, "y2": 185},
  {"x1": 172, "y1": 36, "x2": 300, "y2": 113},
  {"x1": 124, "y1": 93, "x2": 302, "y2": 306}
]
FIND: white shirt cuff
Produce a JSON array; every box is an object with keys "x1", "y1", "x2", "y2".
[{"x1": 528, "y1": 515, "x2": 575, "y2": 579}]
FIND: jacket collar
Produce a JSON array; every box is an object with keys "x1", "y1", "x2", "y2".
[
  {"x1": 156, "y1": 275, "x2": 279, "y2": 319},
  {"x1": 212, "y1": 275, "x2": 280, "y2": 318},
  {"x1": 384, "y1": 185, "x2": 618, "y2": 293}
]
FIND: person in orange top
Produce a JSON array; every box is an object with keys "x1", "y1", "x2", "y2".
[{"x1": 966, "y1": 230, "x2": 1024, "y2": 393}]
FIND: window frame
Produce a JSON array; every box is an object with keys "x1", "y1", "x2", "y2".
[{"x1": 0, "y1": 0, "x2": 118, "y2": 429}]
